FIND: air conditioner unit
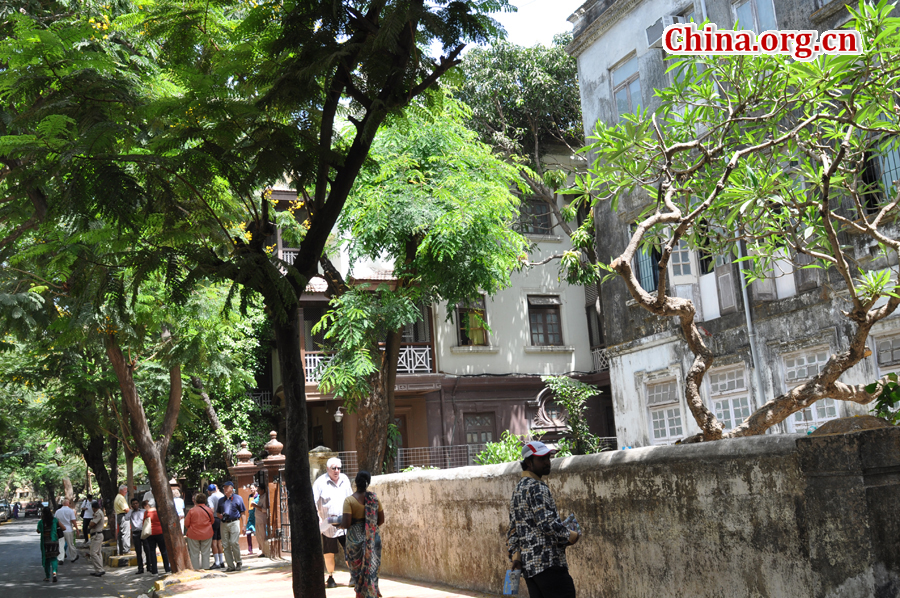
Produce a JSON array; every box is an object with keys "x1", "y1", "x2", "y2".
[{"x1": 646, "y1": 15, "x2": 687, "y2": 49}]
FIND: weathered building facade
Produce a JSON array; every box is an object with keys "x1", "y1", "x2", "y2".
[
  {"x1": 567, "y1": 0, "x2": 900, "y2": 447},
  {"x1": 258, "y1": 180, "x2": 614, "y2": 464}
]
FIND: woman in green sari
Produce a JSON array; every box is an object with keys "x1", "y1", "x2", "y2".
[
  {"x1": 37, "y1": 506, "x2": 65, "y2": 583},
  {"x1": 341, "y1": 471, "x2": 384, "y2": 598}
]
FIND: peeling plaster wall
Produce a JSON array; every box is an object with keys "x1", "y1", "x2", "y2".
[
  {"x1": 568, "y1": 0, "x2": 900, "y2": 449},
  {"x1": 370, "y1": 428, "x2": 900, "y2": 598}
]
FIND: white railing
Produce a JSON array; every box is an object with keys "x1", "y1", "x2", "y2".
[
  {"x1": 248, "y1": 390, "x2": 273, "y2": 410},
  {"x1": 592, "y1": 347, "x2": 610, "y2": 372},
  {"x1": 396, "y1": 345, "x2": 433, "y2": 373},
  {"x1": 336, "y1": 444, "x2": 486, "y2": 478},
  {"x1": 305, "y1": 353, "x2": 333, "y2": 383},
  {"x1": 281, "y1": 248, "x2": 299, "y2": 266}
]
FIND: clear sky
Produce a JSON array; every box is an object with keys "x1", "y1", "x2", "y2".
[{"x1": 492, "y1": 0, "x2": 586, "y2": 47}]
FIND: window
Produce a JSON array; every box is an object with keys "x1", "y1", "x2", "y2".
[
  {"x1": 303, "y1": 307, "x2": 328, "y2": 351},
  {"x1": 784, "y1": 348, "x2": 838, "y2": 433},
  {"x1": 401, "y1": 303, "x2": 432, "y2": 343},
  {"x1": 715, "y1": 253, "x2": 738, "y2": 315},
  {"x1": 733, "y1": 0, "x2": 777, "y2": 34},
  {"x1": 613, "y1": 56, "x2": 642, "y2": 119},
  {"x1": 519, "y1": 199, "x2": 553, "y2": 235},
  {"x1": 671, "y1": 239, "x2": 693, "y2": 278},
  {"x1": 861, "y1": 142, "x2": 900, "y2": 215},
  {"x1": 647, "y1": 380, "x2": 684, "y2": 444},
  {"x1": 631, "y1": 225, "x2": 662, "y2": 293},
  {"x1": 708, "y1": 367, "x2": 752, "y2": 431},
  {"x1": 876, "y1": 336, "x2": 900, "y2": 371},
  {"x1": 527, "y1": 296, "x2": 563, "y2": 346},
  {"x1": 457, "y1": 297, "x2": 487, "y2": 346},
  {"x1": 464, "y1": 413, "x2": 495, "y2": 445}
]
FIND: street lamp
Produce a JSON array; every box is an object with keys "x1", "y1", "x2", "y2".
[{"x1": 334, "y1": 406, "x2": 345, "y2": 423}]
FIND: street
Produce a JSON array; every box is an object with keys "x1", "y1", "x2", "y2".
[{"x1": 0, "y1": 518, "x2": 154, "y2": 598}]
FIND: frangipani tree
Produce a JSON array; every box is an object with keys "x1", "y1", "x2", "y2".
[{"x1": 566, "y1": 0, "x2": 900, "y2": 441}]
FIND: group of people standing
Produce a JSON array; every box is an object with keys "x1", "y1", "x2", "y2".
[{"x1": 313, "y1": 457, "x2": 384, "y2": 598}]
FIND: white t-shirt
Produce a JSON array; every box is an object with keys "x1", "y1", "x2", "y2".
[
  {"x1": 55, "y1": 506, "x2": 78, "y2": 532},
  {"x1": 312, "y1": 473, "x2": 352, "y2": 538},
  {"x1": 174, "y1": 497, "x2": 185, "y2": 517},
  {"x1": 80, "y1": 499, "x2": 94, "y2": 519},
  {"x1": 208, "y1": 491, "x2": 225, "y2": 514}
]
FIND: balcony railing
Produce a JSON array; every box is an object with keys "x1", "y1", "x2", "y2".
[
  {"x1": 305, "y1": 352, "x2": 333, "y2": 383},
  {"x1": 248, "y1": 390, "x2": 273, "y2": 410},
  {"x1": 305, "y1": 344, "x2": 434, "y2": 383},
  {"x1": 396, "y1": 343, "x2": 434, "y2": 373},
  {"x1": 592, "y1": 347, "x2": 610, "y2": 372},
  {"x1": 281, "y1": 248, "x2": 299, "y2": 266}
]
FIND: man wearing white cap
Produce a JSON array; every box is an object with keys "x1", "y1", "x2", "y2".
[
  {"x1": 312, "y1": 457, "x2": 352, "y2": 588},
  {"x1": 507, "y1": 440, "x2": 580, "y2": 598}
]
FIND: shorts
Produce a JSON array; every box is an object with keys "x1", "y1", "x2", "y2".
[
  {"x1": 321, "y1": 533, "x2": 346, "y2": 554},
  {"x1": 212, "y1": 517, "x2": 221, "y2": 541}
]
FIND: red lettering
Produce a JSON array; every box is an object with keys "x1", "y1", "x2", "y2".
[
  {"x1": 715, "y1": 32, "x2": 733, "y2": 52},
  {"x1": 734, "y1": 31, "x2": 754, "y2": 52},
  {"x1": 663, "y1": 25, "x2": 684, "y2": 52}
]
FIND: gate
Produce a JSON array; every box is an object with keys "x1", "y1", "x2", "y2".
[{"x1": 277, "y1": 468, "x2": 291, "y2": 553}]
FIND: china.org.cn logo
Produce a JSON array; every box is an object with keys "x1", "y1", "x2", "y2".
[{"x1": 663, "y1": 23, "x2": 862, "y2": 61}]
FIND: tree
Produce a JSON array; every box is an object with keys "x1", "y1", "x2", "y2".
[
  {"x1": 0, "y1": 1, "x2": 513, "y2": 594},
  {"x1": 314, "y1": 96, "x2": 529, "y2": 472},
  {"x1": 541, "y1": 376, "x2": 603, "y2": 455},
  {"x1": 456, "y1": 34, "x2": 588, "y2": 250},
  {"x1": 566, "y1": 0, "x2": 900, "y2": 441}
]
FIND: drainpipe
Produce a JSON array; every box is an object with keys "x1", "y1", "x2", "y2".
[
  {"x1": 736, "y1": 241, "x2": 766, "y2": 411},
  {"x1": 699, "y1": 0, "x2": 708, "y2": 21}
]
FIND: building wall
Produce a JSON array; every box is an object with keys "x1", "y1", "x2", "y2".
[
  {"x1": 371, "y1": 427, "x2": 900, "y2": 598},
  {"x1": 568, "y1": 0, "x2": 899, "y2": 448}
]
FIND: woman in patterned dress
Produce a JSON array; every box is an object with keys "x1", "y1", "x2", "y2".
[{"x1": 341, "y1": 471, "x2": 384, "y2": 598}]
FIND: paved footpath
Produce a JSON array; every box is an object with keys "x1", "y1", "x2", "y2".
[{"x1": 153, "y1": 557, "x2": 501, "y2": 598}]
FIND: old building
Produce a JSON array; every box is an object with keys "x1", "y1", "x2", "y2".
[
  {"x1": 567, "y1": 0, "x2": 900, "y2": 446},
  {"x1": 256, "y1": 179, "x2": 614, "y2": 467}
]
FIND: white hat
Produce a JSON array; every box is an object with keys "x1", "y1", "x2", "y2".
[
  {"x1": 326, "y1": 457, "x2": 342, "y2": 469},
  {"x1": 521, "y1": 440, "x2": 556, "y2": 459}
]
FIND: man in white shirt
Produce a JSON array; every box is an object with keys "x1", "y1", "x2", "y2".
[
  {"x1": 207, "y1": 484, "x2": 226, "y2": 569},
  {"x1": 312, "y1": 457, "x2": 352, "y2": 588},
  {"x1": 79, "y1": 495, "x2": 94, "y2": 546},
  {"x1": 54, "y1": 499, "x2": 79, "y2": 564}
]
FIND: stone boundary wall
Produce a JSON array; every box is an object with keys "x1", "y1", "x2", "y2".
[{"x1": 369, "y1": 428, "x2": 900, "y2": 598}]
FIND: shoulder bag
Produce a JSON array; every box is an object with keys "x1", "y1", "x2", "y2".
[{"x1": 141, "y1": 513, "x2": 153, "y2": 539}]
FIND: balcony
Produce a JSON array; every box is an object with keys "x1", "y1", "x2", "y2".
[
  {"x1": 304, "y1": 343, "x2": 435, "y2": 383},
  {"x1": 592, "y1": 347, "x2": 610, "y2": 372}
]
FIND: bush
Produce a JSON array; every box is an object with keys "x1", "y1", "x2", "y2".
[{"x1": 474, "y1": 430, "x2": 572, "y2": 465}]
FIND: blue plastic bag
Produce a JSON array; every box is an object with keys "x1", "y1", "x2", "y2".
[{"x1": 503, "y1": 569, "x2": 522, "y2": 595}]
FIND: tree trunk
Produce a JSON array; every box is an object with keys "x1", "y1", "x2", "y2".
[
  {"x1": 105, "y1": 334, "x2": 192, "y2": 572},
  {"x1": 273, "y1": 308, "x2": 325, "y2": 598},
  {"x1": 355, "y1": 372, "x2": 391, "y2": 474},
  {"x1": 124, "y1": 447, "x2": 135, "y2": 502},
  {"x1": 191, "y1": 376, "x2": 233, "y2": 466},
  {"x1": 84, "y1": 433, "x2": 116, "y2": 508},
  {"x1": 62, "y1": 477, "x2": 74, "y2": 503}
]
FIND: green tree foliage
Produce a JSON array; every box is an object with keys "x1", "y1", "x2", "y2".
[
  {"x1": 566, "y1": 0, "x2": 900, "y2": 440},
  {"x1": 0, "y1": 0, "x2": 514, "y2": 591},
  {"x1": 457, "y1": 33, "x2": 583, "y2": 163},
  {"x1": 455, "y1": 34, "x2": 594, "y2": 271},
  {"x1": 313, "y1": 95, "x2": 528, "y2": 470},
  {"x1": 541, "y1": 376, "x2": 603, "y2": 455}
]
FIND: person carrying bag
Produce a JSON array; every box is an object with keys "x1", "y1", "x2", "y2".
[{"x1": 37, "y1": 506, "x2": 65, "y2": 583}]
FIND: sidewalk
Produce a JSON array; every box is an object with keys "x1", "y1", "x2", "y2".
[{"x1": 151, "y1": 556, "x2": 501, "y2": 598}]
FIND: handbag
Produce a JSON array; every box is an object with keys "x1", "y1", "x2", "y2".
[
  {"x1": 44, "y1": 541, "x2": 60, "y2": 558},
  {"x1": 141, "y1": 514, "x2": 152, "y2": 539},
  {"x1": 43, "y1": 523, "x2": 60, "y2": 558}
]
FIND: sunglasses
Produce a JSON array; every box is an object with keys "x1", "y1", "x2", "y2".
[{"x1": 329, "y1": 466, "x2": 341, "y2": 471}]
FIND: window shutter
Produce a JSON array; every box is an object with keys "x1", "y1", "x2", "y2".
[
  {"x1": 751, "y1": 275, "x2": 777, "y2": 301},
  {"x1": 794, "y1": 252, "x2": 820, "y2": 292},
  {"x1": 715, "y1": 260, "x2": 737, "y2": 315}
]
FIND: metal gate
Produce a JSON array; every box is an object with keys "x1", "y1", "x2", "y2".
[{"x1": 277, "y1": 468, "x2": 291, "y2": 553}]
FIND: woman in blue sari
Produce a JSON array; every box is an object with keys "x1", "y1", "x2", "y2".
[{"x1": 341, "y1": 471, "x2": 384, "y2": 598}]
